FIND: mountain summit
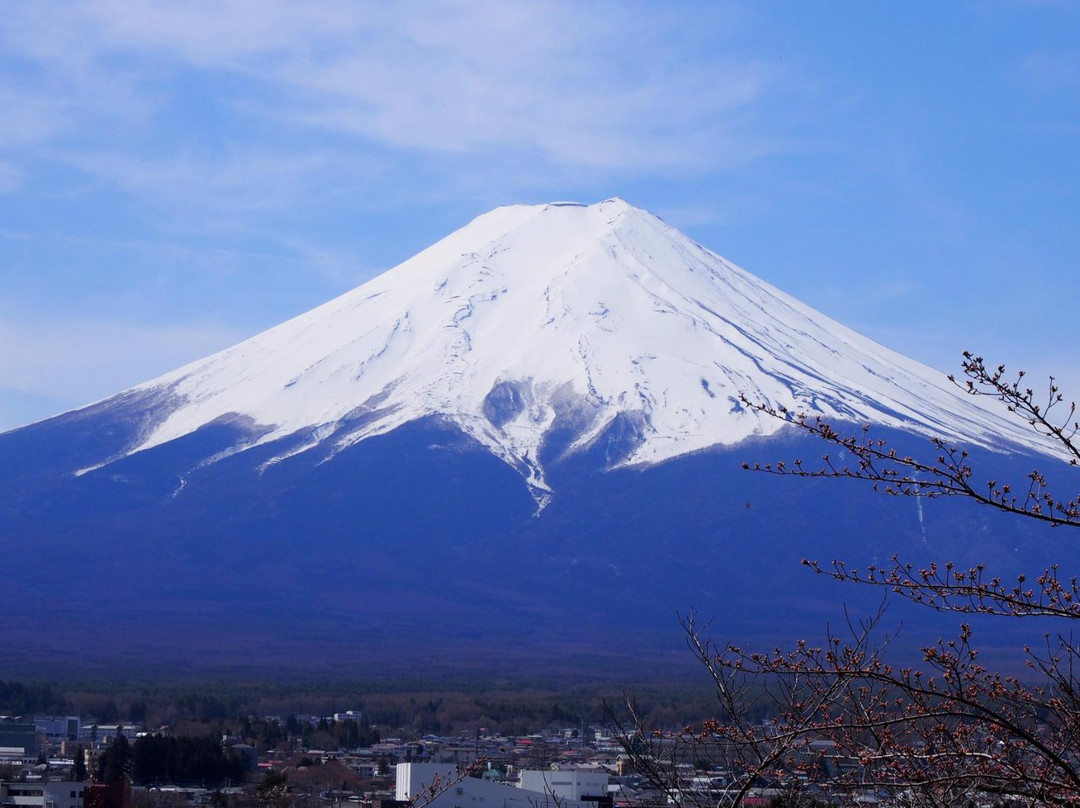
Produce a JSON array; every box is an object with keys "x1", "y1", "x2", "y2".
[
  {"x1": 83, "y1": 198, "x2": 1028, "y2": 496},
  {"x1": 1, "y1": 199, "x2": 1063, "y2": 675}
]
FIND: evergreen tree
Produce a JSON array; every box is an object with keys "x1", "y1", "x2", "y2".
[
  {"x1": 96, "y1": 734, "x2": 131, "y2": 786},
  {"x1": 73, "y1": 745, "x2": 87, "y2": 782}
]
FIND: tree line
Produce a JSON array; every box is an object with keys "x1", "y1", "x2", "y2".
[
  {"x1": 0, "y1": 681, "x2": 68, "y2": 715},
  {"x1": 97, "y1": 734, "x2": 246, "y2": 788}
]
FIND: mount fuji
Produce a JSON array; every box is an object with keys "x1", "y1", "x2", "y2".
[{"x1": 0, "y1": 199, "x2": 1066, "y2": 676}]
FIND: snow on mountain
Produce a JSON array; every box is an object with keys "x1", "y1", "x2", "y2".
[{"x1": 93, "y1": 198, "x2": 1036, "y2": 493}]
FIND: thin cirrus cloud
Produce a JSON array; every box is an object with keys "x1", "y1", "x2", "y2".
[
  {"x1": 0, "y1": 1, "x2": 783, "y2": 199},
  {"x1": 55, "y1": 148, "x2": 356, "y2": 228}
]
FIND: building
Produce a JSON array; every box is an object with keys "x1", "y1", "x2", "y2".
[
  {"x1": 0, "y1": 721, "x2": 39, "y2": 758},
  {"x1": 77, "y1": 726, "x2": 139, "y2": 753},
  {"x1": 519, "y1": 770, "x2": 610, "y2": 803},
  {"x1": 334, "y1": 711, "x2": 364, "y2": 724},
  {"x1": 0, "y1": 781, "x2": 86, "y2": 808},
  {"x1": 34, "y1": 718, "x2": 81, "y2": 749},
  {"x1": 396, "y1": 763, "x2": 609, "y2": 808}
]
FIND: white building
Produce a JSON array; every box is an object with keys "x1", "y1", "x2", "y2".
[
  {"x1": 518, "y1": 770, "x2": 609, "y2": 803},
  {"x1": 0, "y1": 781, "x2": 86, "y2": 808},
  {"x1": 396, "y1": 763, "x2": 609, "y2": 808}
]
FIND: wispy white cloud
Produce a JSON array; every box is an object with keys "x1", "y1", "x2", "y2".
[
  {"x1": 256, "y1": 4, "x2": 774, "y2": 171},
  {"x1": 0, "y1": 0, "x2": 787, "y2": 219},
  {"x1": 54, "y1": 147, "x2": 373, "y2": 232}
]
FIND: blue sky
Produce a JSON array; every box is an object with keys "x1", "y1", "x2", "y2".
[{"x1": 1, "y1": 1, "x2": 1078, "y2": 431}]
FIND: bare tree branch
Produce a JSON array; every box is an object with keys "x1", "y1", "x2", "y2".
[
  {"x1": 739, "y1": 354, "x2": 1080, "y2": 528},
  {"x1": 615, "y1": 355, "x2": 1080, "y2": 806}
]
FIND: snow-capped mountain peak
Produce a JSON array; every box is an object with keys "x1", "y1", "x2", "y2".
[{"x1": 93, "y1": 198, "x2": 1033, "y2": 493}]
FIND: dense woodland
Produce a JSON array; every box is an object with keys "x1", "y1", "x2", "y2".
[
  {"x1": 0, "y1": 678, "x2": 724, "y2": 737},
  {"x1": 0, "y1": 681, "x2": 69, "y2": 716}
]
